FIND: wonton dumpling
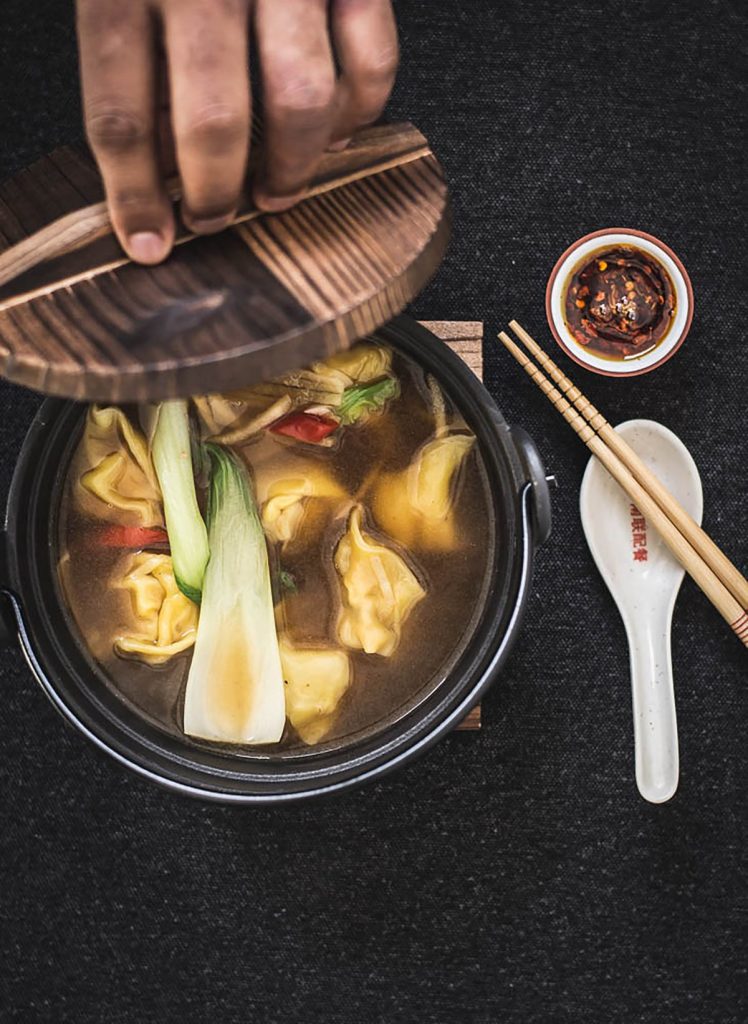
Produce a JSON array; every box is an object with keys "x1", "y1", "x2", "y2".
[
  {"x1": 228, "y1": 342, "x2": 393, "y2": 410},
  {"x1": 262, "y1": 470, "x2": 345, "y2": 544},
  {"x1": 280, "y1": 640, "x2": 351, "y2": 744},
  {"x1": 81, "y1": 406, "x2": 163, "y2": 526},
  {"x1": 373, "y1": 433, "x2": 475, "y2": 550},
  {"x1": 334, "y1": 506, "x2": 425, "y2": 657},
  {"x1": 316, "y1": 342, "x2": 392, "y2": 386},
  {"x1": 192, "y1": 394, "x2": 247, "y2": 438},
  {"x1": 286, "y1": 341, "x2": 393, "y2": 401},
  {"x1": 192, "y1": 393, "x2": 293, "y2": 443},
  {"x1": 115, "y1": 553, "x2": 198, "y2": 664}
]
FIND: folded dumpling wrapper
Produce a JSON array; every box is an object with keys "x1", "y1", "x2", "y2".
[
  {"x1": 335, "y1": 506, "x2": 425, "y2": 657},
  {"x1": 192, "y1": 394, "x2": 248, "y2": 438},
  {"x1": 262, "y1": 470, "x2": 345, "y2": 544},
  {"x1": 193, "y1": 394, "x2": 293, "y2": 445},
  {"x1": 317, "y1": 342, "x2": 392, "y2": 387},
  {"x1": 227, "y1": 341, "x2": 393, "y2": 410},
  {"x1": 373, "y1": 433, "x2": 475, "y2": 550},
  {"x1": 115, "y1": 553, "x2": 198, "y2": 664},
  {"x1": 280, "y1": 640, "x2": 352, "y2": 744},
  {"x1": 80, "y1": 406, "x2": 163, "y2": 526}
]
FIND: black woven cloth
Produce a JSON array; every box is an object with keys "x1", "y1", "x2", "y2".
[{"x1": 1, "y1": 2, "x2": 746, "y2": 1021}]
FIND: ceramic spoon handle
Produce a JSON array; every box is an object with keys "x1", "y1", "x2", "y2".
[{"x1": 626, "y1": 611, "x2": 679, "y2": 804}]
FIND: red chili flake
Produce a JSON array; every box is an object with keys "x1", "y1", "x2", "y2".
[{"x1": 563, "y1": 245, "x2": 676, "y2": 360}]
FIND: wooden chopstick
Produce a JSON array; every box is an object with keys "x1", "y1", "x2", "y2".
[
  {"x1": 508, "y1": 319, "x2": 748, "y2": 611},
  {"x1": 497, "y1": 327, "x2": 748, "y2": 648}
]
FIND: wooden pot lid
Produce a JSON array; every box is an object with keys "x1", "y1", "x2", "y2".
[{"x1": 0, "y1": 122, "x2": 449, "y2": 403}]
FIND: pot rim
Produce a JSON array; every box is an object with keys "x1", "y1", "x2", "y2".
[
  {"x1": 1, "y1": 316, "x2": 546, "y2": 803},
  {"x1": 6, "y1": 483, "x2": 536, "y2": 803}
]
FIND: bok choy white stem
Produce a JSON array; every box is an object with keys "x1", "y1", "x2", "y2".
[
  {"x1": 151, "y1": 400, "x2": 210, "y2": 603},
  {"x1": 183, "y1": 444, "x2": 286, "y2": 745}
]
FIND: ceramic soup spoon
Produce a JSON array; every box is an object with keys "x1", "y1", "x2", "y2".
[{"x1": 580, "y1": 419, "x2": 703, "y2": 804}]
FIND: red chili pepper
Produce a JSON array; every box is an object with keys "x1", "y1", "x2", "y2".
[
  {"x1": 269, "y1": 411, "x2": 339, "y2": 444},
  {"x1": 97, "y1": 525, "x2": 170, "y2": 549}
]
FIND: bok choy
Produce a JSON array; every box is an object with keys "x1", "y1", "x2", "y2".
[
  {"x1": 183, "y1": 445, "x2": 286, "y2": 745},
  {"x1": 151, "y1": 400, "x2": 210, "y2": 603},
  {"x1": 338, "y1": 376, "x2": 399, "y2": 425}
]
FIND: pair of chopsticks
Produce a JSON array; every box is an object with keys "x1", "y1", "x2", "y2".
[{"x1": 499, "y1": 321, "x2": 748, "y2": 648}]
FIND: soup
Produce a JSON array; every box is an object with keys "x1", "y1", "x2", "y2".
[{"x1": 58, "y1": 340, "x2": 494, "y2": 751}]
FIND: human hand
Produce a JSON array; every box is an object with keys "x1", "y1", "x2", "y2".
[{"x1": 76, "y1": 0, "x2": 398, "y2": 264}]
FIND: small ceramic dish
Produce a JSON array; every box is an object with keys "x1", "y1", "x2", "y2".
[{"x1": 546, "y1": 228, "x2": 694, "y2": 377}]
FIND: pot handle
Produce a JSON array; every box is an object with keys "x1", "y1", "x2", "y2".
[
  {"x1": 0, "y1": 534, "x2": 18, "y2": 648},
  {"x1": 510, "y1": 426, "x2": 553, "y2": 546},
  {"x1": 0, "y1": 591, "x2": 19, "y2": 649}
]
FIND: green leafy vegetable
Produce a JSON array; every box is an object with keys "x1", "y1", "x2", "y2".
[
  {"x1": 151, "y1": 400, "x2": 210, "y2": 603},
  {"x1": 227, "y1": 342, "x2": 394, "y2": 412},
  {"x1": 270, "y1": 567, "x2": 298, "y2": 606},
  {"x1": 338, "y1": 377, "x2": 399, "y2": 425},
  {"x1": 279, "y1": 569, "x2": 298, "y2": 594},
  {"x1": 183, "y1": 445, "x2": 286, "y2": 745}
]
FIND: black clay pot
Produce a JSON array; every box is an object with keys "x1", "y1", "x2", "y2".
[{"x1": 0, "y1": 317, "x2": 551, "y2": 803}]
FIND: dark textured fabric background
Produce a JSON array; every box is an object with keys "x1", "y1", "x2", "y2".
[{"x1": 1, "y1": 2, "x2": 746, "y2": 1022}]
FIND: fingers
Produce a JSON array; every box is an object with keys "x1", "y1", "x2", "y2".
[
  {"x1": 330, "y1": 0, "x2": 398, "y2": 146},
  {"x1": 78, "y1": 0, "x2": 395, "y2": 259},
  {"x1": 77, "y1": 0, "x2": 174, "y2": 263},
  {"x1": 163, "y1": 0, "x2": 251, "y2": 233},
  {"x1": 253, "y1": 0, "x2": 337, "y2": 211},
  {"x1": 155, "y1": 50, "x2": 178, "y2": 179}
]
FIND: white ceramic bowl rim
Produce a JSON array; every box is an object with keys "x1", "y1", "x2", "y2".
[{"x1": 547, "y1": 230, "x2": 693, "y2": 376}]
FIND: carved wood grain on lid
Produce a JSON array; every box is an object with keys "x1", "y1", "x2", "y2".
[{"x1": 0, "y1": 122, "x2": 449, "y2": 402}]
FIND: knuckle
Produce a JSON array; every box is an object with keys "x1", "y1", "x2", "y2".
[
  {"x1": 351, "y1": 49, "x2": 398, "y2": 120},
  {"x1": 212, "y1": 0, "x2": 247, "y2": 16},
  {"x1": 77, "y1": 0, "x2": 130, "y2": 37},
  {"x1": 182, "y1": 45, "x2": 224, "y2": 78},
  {"x1": 364, "y1": 44, "x2": 399, "y2": 83},
  {"x1": 180, "y1": 104, "x2": 247, "y2": 151},
  {"x1": 187, "y1": 0, "x2": 246, "y2": 17},
  {"x1": 267, "y1": 70, "x2": 336, "y2": 119},
  {"x1": 86, "y1": 107, "x2": 150, "y2": 153}
]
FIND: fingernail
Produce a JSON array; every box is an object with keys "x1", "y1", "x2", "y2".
[
  {"x1": 327, "y1": 137, "x2": 352, "y2": 153},
  {"x1": 127, "y1": 231, "x2": 168, "y2": 265},
  {"x1": 254, "y1": 191, "x2": 306, "y2": 213},
  {"x1": 189, "y1": 213, "x2": 233, "y2": 234}
]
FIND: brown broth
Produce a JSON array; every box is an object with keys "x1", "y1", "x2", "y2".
[{"x1": 58, "y1": 350, "x2": 496, "y2": 752}]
